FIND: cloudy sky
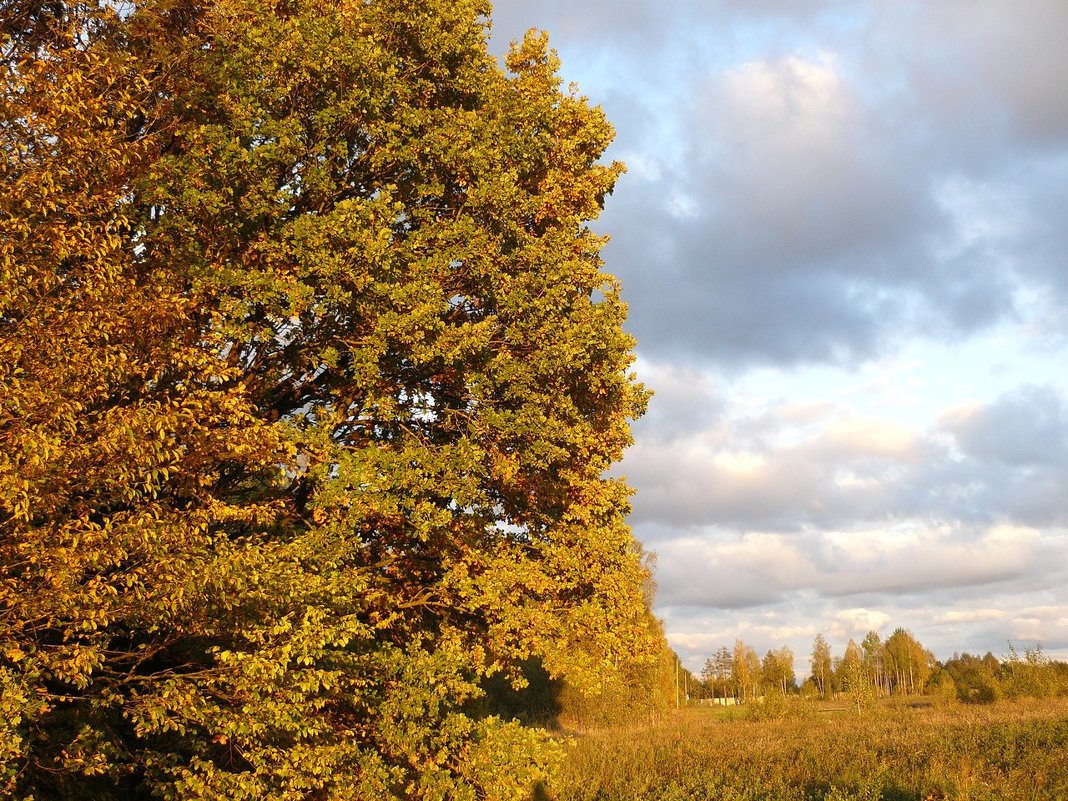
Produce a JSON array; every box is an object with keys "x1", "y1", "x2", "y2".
[{"x1": 488, "y1": 0, "x2": 1068, "y2": 672}]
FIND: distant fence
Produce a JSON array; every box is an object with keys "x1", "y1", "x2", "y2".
[{"x1": 692, "y1": 697, "x2": 739, "y2": 706}]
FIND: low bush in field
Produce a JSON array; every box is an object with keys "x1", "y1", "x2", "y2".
[{"x1": 550, "y1": 698, "x2": 1068, "y2": 801}]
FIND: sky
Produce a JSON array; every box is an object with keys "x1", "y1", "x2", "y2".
[{"x1": 487, "y1": 0, "x2": 1068, "y2": 673}]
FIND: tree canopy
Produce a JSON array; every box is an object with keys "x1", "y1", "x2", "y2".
[{"x1": 0, "y1": 1, "x2": 655, "y2": 797}]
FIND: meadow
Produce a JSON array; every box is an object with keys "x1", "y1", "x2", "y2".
[{"x1": 550, "y1": 698, "x2": 1068, "y2": 801}]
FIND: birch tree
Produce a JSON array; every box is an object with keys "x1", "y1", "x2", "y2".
[{"x1": 810, "y1": 633, "x2": 832, "y2": 699}]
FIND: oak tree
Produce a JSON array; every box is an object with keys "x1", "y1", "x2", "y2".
[{"x1": 1, "y1": 0, "x2": 654, "y2": 798}]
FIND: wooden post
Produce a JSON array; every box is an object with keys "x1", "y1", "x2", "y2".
[{"x1": 675, "y1": 654, "x2": 680, "y2": 709}]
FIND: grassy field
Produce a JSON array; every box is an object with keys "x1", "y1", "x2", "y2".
[{"x1": 548, "y1": 698, "x2": 1068, "y2": 801}]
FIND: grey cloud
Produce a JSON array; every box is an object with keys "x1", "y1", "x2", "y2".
[
  {"x1": 629, "y1": 360, "x2": 725, "y2": 443},
  {"x1": 487, "y1": 0, "x2": 686, "y2": 53},
  {"x1": 651, "y1": 533, "x2": 810, "y2": 608},
  {"x1": 945, "y1": 385, "x2": 1068, "y2": 466},
  {"x1": 620, "y1": 49, "x2": 1025, "y2": 366},
  {"x1": 916, "y1": 386, "x2": 1068, "y2": 527},
  {"x1": 650, "y1": 524, "x2": 1049, "y2": 611},
  {"x1": 922, "y1": 459, "x2": 1068, "y2": 529},
  {"x1": 495, "y1": 0, "x2": 1068, "y2": 369},
  {"x1": 624, "y1": 407, "x2": 936, "y2": 531},
  {"x1": 690, "y1": 55, "x2": 923, "y2": 266},
  {"x1": 486, "y1": 0, "x2": 1068, "y2": 665},
  {"x1": 488, "y1": 0, "x2": 849, "y2": 51},
  {"x1": 609, "y1": 55, "x2": 939, "y2": 366},
  {"x1": 886, "y1": 0, "x2": 1068, "y2": 150},
  {"x1": 820, "y1": 529, "x2": 1042, "y2": 598},
  {"x1": 626, "y1": 382, "x2": 1068, "y2": 534},
  {"x1": 1009, "y1": 160, "x2": 1068, "y2": 301},
  {"x1": 613, "y1": 232, "x2": 889, "y2": 367},
  {"x1": 657, "y1": 532, "x2": 1068, "y2": 669}
]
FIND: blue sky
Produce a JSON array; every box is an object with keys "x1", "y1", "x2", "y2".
[{"x1": 489, "y1": 0, "x2": 1068, "y2": 672}]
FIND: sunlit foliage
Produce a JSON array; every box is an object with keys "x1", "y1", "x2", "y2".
[{"x1": 1, "y1": 1, "x2": 655, "y2": 797}]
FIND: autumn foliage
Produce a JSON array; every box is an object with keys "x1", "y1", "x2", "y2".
[{"x1": 1, "y1": 1, "x2": 656, "y2": 797}]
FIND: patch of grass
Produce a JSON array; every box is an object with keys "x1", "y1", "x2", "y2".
[{"x1": 547, "y1": 698, "x2": 1068, "y2": 801}]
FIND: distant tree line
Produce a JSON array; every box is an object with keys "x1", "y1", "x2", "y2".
[
  {"x1": 699, "y1": 642, "x2": 797, "y2": 703},
  {"x1": 696, "y1": 630, "x2": 1068, "y2": 705}
]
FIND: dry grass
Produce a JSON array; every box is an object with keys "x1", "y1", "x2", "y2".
[{"x1": 548, "y1": 698, "x2": 1068, "y2": 801}]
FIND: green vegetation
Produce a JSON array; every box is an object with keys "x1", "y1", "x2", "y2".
[
  {"x1": 5, "y1": 2, "x2": 1066, "y2": 800},
  {"x1": 544, "y1": 639, "x2": 1068, "y2": 800},
  {"x1": 2, "y1": 1, "x2": 660, "y2": 798},
  {"x1": 694, "y1": 631, "x2": 1068, "y2": 707},
  {"x1": 552, "y1": 699, "x2": 1068, "y2": 801}
]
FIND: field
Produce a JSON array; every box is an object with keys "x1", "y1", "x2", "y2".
[{"x1": 548, "y1": 698, "x2": 1068, "y2": 801}]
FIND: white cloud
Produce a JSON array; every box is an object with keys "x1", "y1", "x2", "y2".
[
  {"x1": 824, "y1": 417, "x2": 918, "y2": 458},
  {"x1": 932, "y1": 608, "x2": 1009, "y2": 625},
  {"x1": 834, "y1": 608, "x2": 892, "y2": 635},
  {"x1": 489, "y1": 0, "x2": 1068, "y2": 666},
  {"x1": 651, "y1": 522, "x2": 1048, "y2": 610}
]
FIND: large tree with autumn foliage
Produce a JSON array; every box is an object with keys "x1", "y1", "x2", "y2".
[{"x1": 0, "y1": 1, "x2": 656, "y2": 797}]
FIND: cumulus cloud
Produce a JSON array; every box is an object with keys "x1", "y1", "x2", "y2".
[
  {"x1": 694, "y1": 55, "x2": 917, "y2": 264},
  {"x1": 488, "y1": 0, "x2": 1068, "y2": 664},
  {"x1": 885, "y1": 0, "x2": 1068, "y2": 149},
  {"x1": 630, "y1": 378, "x2": 1068, "y2": 665},
  {"x1": 494, "y1": 0, "x2": 1068, "y2": 368},
  {"x1": 607, "y1": 51, "x2": 942, "y2": 365},
  {"x1": 624, "y1": 397, "x2": 935, "y2": 530},
  {"x1": 943, "y1": 385, "x2": 1068, "y2": 466},
  {"x1": 628, "y1": 377, "x2": 1068, "y2": 531},
  {"x1": 834, "y1": 607, "x2": 892, "y2": 634},
  {"x1": 653, "y1": 523, "x2": 1047, "y2": 610},
  {"x1": 628, "y1": 358, "x2": 725, "y2": 443}
]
